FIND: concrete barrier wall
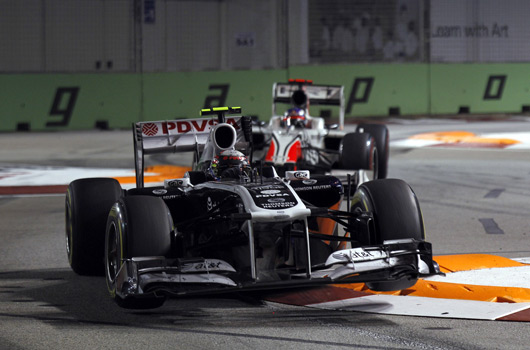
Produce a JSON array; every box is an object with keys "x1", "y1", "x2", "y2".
[
  {"x1": 0, "y1": 74, "x2": 142, "y2": 131},
  {"x1": 1, "y1": 63, "x2": 529, "y2": 132},
  {"x1": 430, "y1": 63, "x2": 530, "y2": 115}
]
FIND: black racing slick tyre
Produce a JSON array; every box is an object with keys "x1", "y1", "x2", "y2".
[
  {"x1": 340, "y1": 132, "x2": 377, "y2": 178},
  {"x1": 350, "y1": 178, "x2": 425, "y2": 291},
  {"x1": 65, "y1": 178, "x2": 123, "y2": 276},
  {"x1": 105, "y1": 195, "x2": 173, "y2": 309},
  {"x1": 356, "y1": 124, "x2": 389, "y2": 179}
]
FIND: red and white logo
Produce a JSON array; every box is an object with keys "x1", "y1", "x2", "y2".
[{"x1": 142, "y1": 123, "x2": 159, "y2": 136}]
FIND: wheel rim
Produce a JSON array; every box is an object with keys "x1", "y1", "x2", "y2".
[
  {"x1": 372, "y1": 148, "x2": 379, "y2": 180},
  {"x1": 65, "y1": 193, "x2": 73, "y2": 263},
  {"x1": 364, "y1": 146, "x2": 379, "y2": 181},
  {"x1": 106, "y1": 221, "x2": 120, "y2": 284}
]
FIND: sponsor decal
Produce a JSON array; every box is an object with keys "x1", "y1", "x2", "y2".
[
  {"x1": 251, "y1": 185, "x2": 285, "y2": 191},
  {"x1": 162, "y1": 195, "x2": 181, "y2": 200},
  {"x1": 207, "y1": 197, "x2": 214, "y2": 211},
  {"x1": 294, "y1": 184, "x2": 332, "y2": 191},
  {"x1": 180, "y1": 259, "x2": 235, "y2": 273},
  {"x1": 193, "y1": 261, "x2": 223, "y2": 270},
  {"x1": 348, "y1": 250, "x2": 375, "y2": 259},
  {"x1": 142, "y1": 123, "x2": 158, "y2": 136},
  {"x1": 141, "y1": 117, "x2": 240, "y2": 136},
  {"x1": 164, "y1": 178, "x2": 190, "y2": 190},
  {"x1": 260, "y1": 189, "x2": 281, "y2": 195},
  {"x1": 261, "y1": 201, "x2": 297, "y2": 209},
  {"x1": 247, "y1": 183, "x2": 297, "y2": 209},
  {"x1": 267, "y1": 198, "x2": 286, "y2": 203},
  {"x1": 302, "y1": 179, "x2": 318, "y2": 185},
  {"x1": 167, "y1": 179, "x2": 185, "y2": 187},
  {"x1": 293, "y1": 171, "x2": 308, "y2": 179},
  {"x1": 256, "y1": 193, "x2": 290, "y2": 198},
  {"x1": 285, "y1": 170, "x2": 309, "y2": 180},
  {"x1": 331, "y1": 248, "x2": 385, "y2": 263},
  {"x1": 152, "y1": 189, "x2": 167, "y2": 195}
]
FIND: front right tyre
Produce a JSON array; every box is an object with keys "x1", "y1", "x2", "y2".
[{"x1": 105, "y1": 195, "x2": 173, "y2": 309}]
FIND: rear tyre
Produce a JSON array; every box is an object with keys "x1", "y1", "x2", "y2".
[
  {"x1": 340, "y1": 132, "x2": 377, "y2": 176},
  {"x1": 356, "y1": 124, "x2": 389, "y2": 179},
  {"x1": 350, "y1": 179, "x2": 425, "y2": 291},
  {"x1": 105, "y1": 196, "x2": 173, "y2": 309},
  {"x1": 65, "y1": 178, "x2": 122, "y2": 276}
]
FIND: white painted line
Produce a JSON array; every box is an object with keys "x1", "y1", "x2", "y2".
[
  {"x1": 308, "y1": 294, "x2": 530, "y2": 320},
  {"x1": 391, "y1": 139, "x2": 443, "y2": 148},
  {"x1": 0, "y1": 166, "x2": 166, "y2": 187},
  {"x1": 0, "y1": 166, "x2": 134, "y2": 186},
  {"x1": 482, "y1": 132, "x2": 530, "y2": 142},
  {"x1": 425, "y1": 265, "x2": 530, "y2": 289}
]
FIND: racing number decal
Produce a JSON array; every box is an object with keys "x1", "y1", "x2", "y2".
[
  {"x1": 204, "y1": 84, "x2": 229, "y2": 109},
  {"x1": 483, "y1": 75, "x2": 506, "y2": 100},
  {"x1": 346, "y1": 77, "x2": 374, "y2": 114},
  {"x1": 47, "y1": 87, "x2": 80, "y2": 127}
]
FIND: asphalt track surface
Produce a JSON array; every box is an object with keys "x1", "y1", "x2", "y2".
[{"x1": 2, "y1": 116, "x2": 530, "y2": 349}]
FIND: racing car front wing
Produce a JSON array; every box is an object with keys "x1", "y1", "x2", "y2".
[{"x1": 113, "y1": 239, "x2": 441, "y2": 299}]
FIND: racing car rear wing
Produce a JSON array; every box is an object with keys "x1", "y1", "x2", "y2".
[
  {"x1": 133, "y1": 107, "x2": 251, "y2": 188},
  {"x1": 272, "y1": 80, "x2": 345, "y2": 129}
]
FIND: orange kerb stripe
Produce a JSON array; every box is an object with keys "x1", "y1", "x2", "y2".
[
  {"x1": 410, "y1": 131, "x2": 520, "y2": 146},
  {"x1": 113, "y1": 165, "x2": 192, "y2": 185},
  {"x1": 333, "y1": 254, "x2": 530, "y2": 302},
  {"x1": 433, "y1": 254, "x2": 525, "y2": 273}
]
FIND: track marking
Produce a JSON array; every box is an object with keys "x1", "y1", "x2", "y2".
[
  {"x1": 478, "y1": 218, "x2": 504, "y2": 234},
  {"x1": 305, "y1": 294, "x2": 530, "y2": 321},
  {"x1": 484, "y1": 188, "x2": 504, "y2": 198}
]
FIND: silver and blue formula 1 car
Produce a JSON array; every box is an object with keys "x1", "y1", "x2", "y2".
[{"x1": 65, "y1": 107, "x2": 440, "y2": 309}]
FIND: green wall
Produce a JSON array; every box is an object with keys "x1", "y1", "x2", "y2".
[
  {"x1": 1, "y1": 63, "x2": 529, "y2": 132},
  {"x1": 429, "y1": 63, "x2": 530, "y2": 114}
]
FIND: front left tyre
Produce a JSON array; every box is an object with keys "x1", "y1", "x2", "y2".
[
  {"x1": 65, "y1": 178, "x2": 123, "y2": 276},
  {"x1": 350, "y1": 178, "x2": 425, "y2": 291},
  {"x1": 105, "y1": 195, "x2": 173, "y2": 309}
]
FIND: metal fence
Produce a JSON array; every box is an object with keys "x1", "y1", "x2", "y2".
[{"x1": 0, "y1": 0, "x2": 528, "y2": 73}]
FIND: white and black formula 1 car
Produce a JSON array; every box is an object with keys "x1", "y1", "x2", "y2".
[
  {"x1": 252, "y1": 79, "x2": 390, "y2": 182},
  {"x1": 65, "y1": 106, "x2": 440, "y2": 309}
]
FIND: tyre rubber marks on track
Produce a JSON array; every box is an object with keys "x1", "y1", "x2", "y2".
[
  {"x1": 479, "y1": 218, "x2": 504, "y2": 235},
  {"x1": 481, "y1": 188, "x2": 505, "y2": 234}
]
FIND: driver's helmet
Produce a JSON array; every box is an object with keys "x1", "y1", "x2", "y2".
[
  {"x1": 209, "y1": 149, "x2": 250, "y2": 179},
  {"x1": 282, "y1": 108, "x2": 306, "y2": 128}
]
